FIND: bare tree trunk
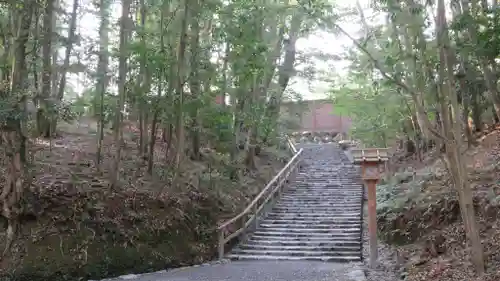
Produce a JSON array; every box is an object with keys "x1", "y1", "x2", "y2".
[
  {"x1": 51, "y1": 0, "x2": 79, "y2": 134},
  {"x1": 436, "y1": 0, "x2": 485, "y2": 273},
  {"x1": 189, "y1": 0, "x2": 202, "y2": 161},
  {"x1": 110, "y1": 0, "x2": 131, "y2": 189},
  {"x1": 95, "y1": 0, "x2": 110, "y2": 168},
  {"x1": 38, "y1": 0, "x2": 55, "y2": 138},
  {"x1": 1, "y1": 0, "x2": 33, "y2": 258},
  {"x1": 172, "y1": 0, "x2": 190, "y2": 168},
  {"x1": 147, "y1": 0, "x2": 168, "y2": 174}
]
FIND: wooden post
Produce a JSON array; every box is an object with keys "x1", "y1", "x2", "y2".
[
  {"x1": 218, "y1": 231, "x2": 224, "y2": 260},
  {"x1": 351, "y1": 148, "x2": 388, "y2": 269},
  {"x1": 366, "y1": 178, "x2": 378, "y2": 268}
]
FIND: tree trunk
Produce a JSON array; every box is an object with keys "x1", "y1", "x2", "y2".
[
  {"x1": 436, "y1": 0, "x2": 485, "y2": 273},
  {"x1": 172, "y1": 0, "x2": 190, "y2": 168},
  {"x1": 95, "y1": 0, "x2": 110, "y2": 168},
  {"x1": 1, "y1": 0, "x2": 33, "y2": 258},
  {"x1": 188, "y1": 0, "x2": 201, "y2": 161},
  {"x1": 38, "y1": 0, "x2": 55, "y2": 138},
  {"x1": 110, "y1": 0, "x2": 132, "y2": 189},
  {"x1": 52, "y1": 0, "x2": 79, "y2": 134}
]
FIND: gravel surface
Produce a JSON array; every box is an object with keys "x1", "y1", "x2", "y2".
[{"x1": 93, "y1": 260, "x2": 367, "y2": 281}]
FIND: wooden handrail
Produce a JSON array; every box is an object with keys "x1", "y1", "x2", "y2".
[
  {"x1": 217, "y1": 139, "x2": 303, "y2": 259},
  {"x1": 286, "y1": 136, "x2": 297, "y2": 154}
]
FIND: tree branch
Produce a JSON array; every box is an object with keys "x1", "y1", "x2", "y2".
[{"x1": 333, "y1": 22, "x2": 446, "y2": 141}]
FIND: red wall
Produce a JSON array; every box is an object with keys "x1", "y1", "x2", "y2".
[
  {"x1": 283, "y1": 100, "x2": 351, "y2": 133},
  {"x1": 215, "y1": 95, "x2": 224, "y2": 105}
]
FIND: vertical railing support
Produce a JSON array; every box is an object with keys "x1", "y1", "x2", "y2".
[
  {"x1": 218, "y1": 230, "x2": 224, "y2": 260},
  {"x1": 253, "y1": 204, "x2": 258, "y2": 229},
  {"x1": 351, "y1": 148, "x2": 389, "y2": 269}
]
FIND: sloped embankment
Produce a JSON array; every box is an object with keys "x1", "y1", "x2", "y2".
[
  {"x1": 0, "y1": 123, "x2": 288, "y2": 281},
  {"x1": 376, "y1": 129, "x2": 500, "y2": 281}
]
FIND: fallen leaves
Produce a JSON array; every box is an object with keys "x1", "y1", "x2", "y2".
[{"x1": 375, "y1": 126, "x2": 500, "y2": 281}]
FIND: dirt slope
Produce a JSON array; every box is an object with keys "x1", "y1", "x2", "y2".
[
  {"x1": 377, "y1": 126, "x2": 500, "y2": 281},
  {"x1": 0, "y1": 120, "x2": 286, "y2": 281}
]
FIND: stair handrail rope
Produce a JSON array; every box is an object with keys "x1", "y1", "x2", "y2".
[{"x1": 217, "y1": 141, "x2": 303, "y2": 260}]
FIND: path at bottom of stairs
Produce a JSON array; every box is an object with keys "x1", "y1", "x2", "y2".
[{"x1": 92, "y1": 260, "x2": 367, "y2": 281}]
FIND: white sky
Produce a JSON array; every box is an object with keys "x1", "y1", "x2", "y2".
[{"x1": 68, "y1": 0, "x2": 380, "y2": 101}]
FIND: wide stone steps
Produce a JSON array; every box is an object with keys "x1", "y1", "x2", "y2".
[
  {"x1": 230, "y1": 249, "x2": 357, "y2": 257},
  {"x1": 227, "y1": 144, "x2": 363, "y2": 262},
  {"x1": 259, "y1": 223, "x2": 359, "y2": 229},
  {"x1": 266, "y1": 212, "x2": 360, "y2": 217},
  {"x1": 238, "y1": 244, "x2": 359, "y2": 251},
  {"x1": 272, "y1": 206, "x2": 361, "y2": 211},
  {"x1": 245, "y1": 239, "x2": 361, "y2": 246},
  {"x1": 225, "y1": 254, "x2": 361, "y2": 262},
  {"x1": 252, "y1": 231, "x2": 359, "y2": 238},
  {"x1": 253, "y1": 227, "x2": 361, "y2": 233},
  {"x1": 249, "y1": 235, "x2": 362, "y2": 242},
  {"x1": 261, "y1": 218, "x2": 359, "y2": 224},
  {"x1": 244, "y1": 239, "x2": 361, "y2": 245}
]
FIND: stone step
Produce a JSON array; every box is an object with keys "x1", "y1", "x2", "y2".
[
  {"x1": 294, "y1": 178, "x2": 359, "y2": 180},
  {"x1": 238, "y1": 244, "x2": 360, "y2": 252},
  {"x1": 279, "y1": 197, "x2": 361, "y2": 202},
  {"x1": 286, "y1": 190, "x2": 363, "y2": 196},
  {"x1": 283, "y1": 192, "x2": 362, "y2": 195},
  {"x1": 275, "y1": 201, "x2": 361, "y2": 206},
  {"x1": 278, "y1": 197, "x2": 361, "y2": 201},
  {"x1": 267, "y1": 211, "x2": 361, "y2": 217},
  {"x1": 266, "y1": 214, "x2": 361, "y2": 219},
  {"x1": 259, "y1": 223, "x2": 360, "y2": 229},
  {"x1": 288, "y1": 184, "x2": 361, "y2": 187},
  {"x1": 292, "y1": 183, "x2": 360, "y2": 185},
  {"x1": 255, "y1": 227, "x2": 361, "y2": 233},
  {"x1": 289, "y1": 188, "x2": 362, "y2": 191},
  {"x1": 300, "y1": 173, "x2": 355, "y2": 175},
  {"x1": 281, "y1": 189, "x2": 363, "y2": 196},
  {"x1": 245, "y1": 238, "x2": 362, "y2": 247},
  {"x1": 253, "y1": 231, "x2": 360, "y2": 238},
  {"x1": 295, "y1": 175, "x2": 362, "y2": 177},
  {"x1": 287, "y1": 187, "x2": 362, "y2": 191},
  {"x1": 292, "y1": 183, "x2": 361, "y2": 186},
  {"x1": 272, "y1": 208, "x2": 361, "y2": 212},
  {"x1": 260, "y1": 218, "x2": 360, "y2": 224},
  {"x1": 230, "y1": 248, "x2": 360, "y2": 257},
  {"x1": 226, "y1": 254, "x2": 361, "y2": 262},
  {"x1": 275, "y1": 200, "x2": 362, "y2": 207},
  {"x1": 273, "y1": 204, "x2": 361, "y2": 209},
  {"x1": 250, "y1": 234, "x2": 362, "y2": 242},
  {"x1": 276, "y1": 202, "x2": 361, "y2": 206},
  {"x1": 286, "y1": 185, "x2": 363, "y2": 192}
]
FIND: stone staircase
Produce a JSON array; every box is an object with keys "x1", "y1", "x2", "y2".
[{"x1": 227, "y1": 143, "x2": 363, "y2": 262}]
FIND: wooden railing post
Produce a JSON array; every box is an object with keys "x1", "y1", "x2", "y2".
[
  {"x1": 218, "y1": 230, "x2": 224, "y2": 260},
  {"x1": 253, "y1": 204, "x2": 258, "y2": 229}
]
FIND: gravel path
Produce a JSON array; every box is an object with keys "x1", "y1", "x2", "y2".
[{"x1": 93, "y1": 260, "x2": 367, "y2": 281}]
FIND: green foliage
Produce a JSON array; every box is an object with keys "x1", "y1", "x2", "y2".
[
  {"x1": 330, "y1": 77, "x2": 409, "y2": 147},
  {"x1": 200, "y1": 103, "x2": 234, "y2": 151}
]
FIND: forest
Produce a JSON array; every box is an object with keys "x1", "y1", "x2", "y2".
[{"x1": 0, "y1": 0, "x2": 500, "y2": 280}]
